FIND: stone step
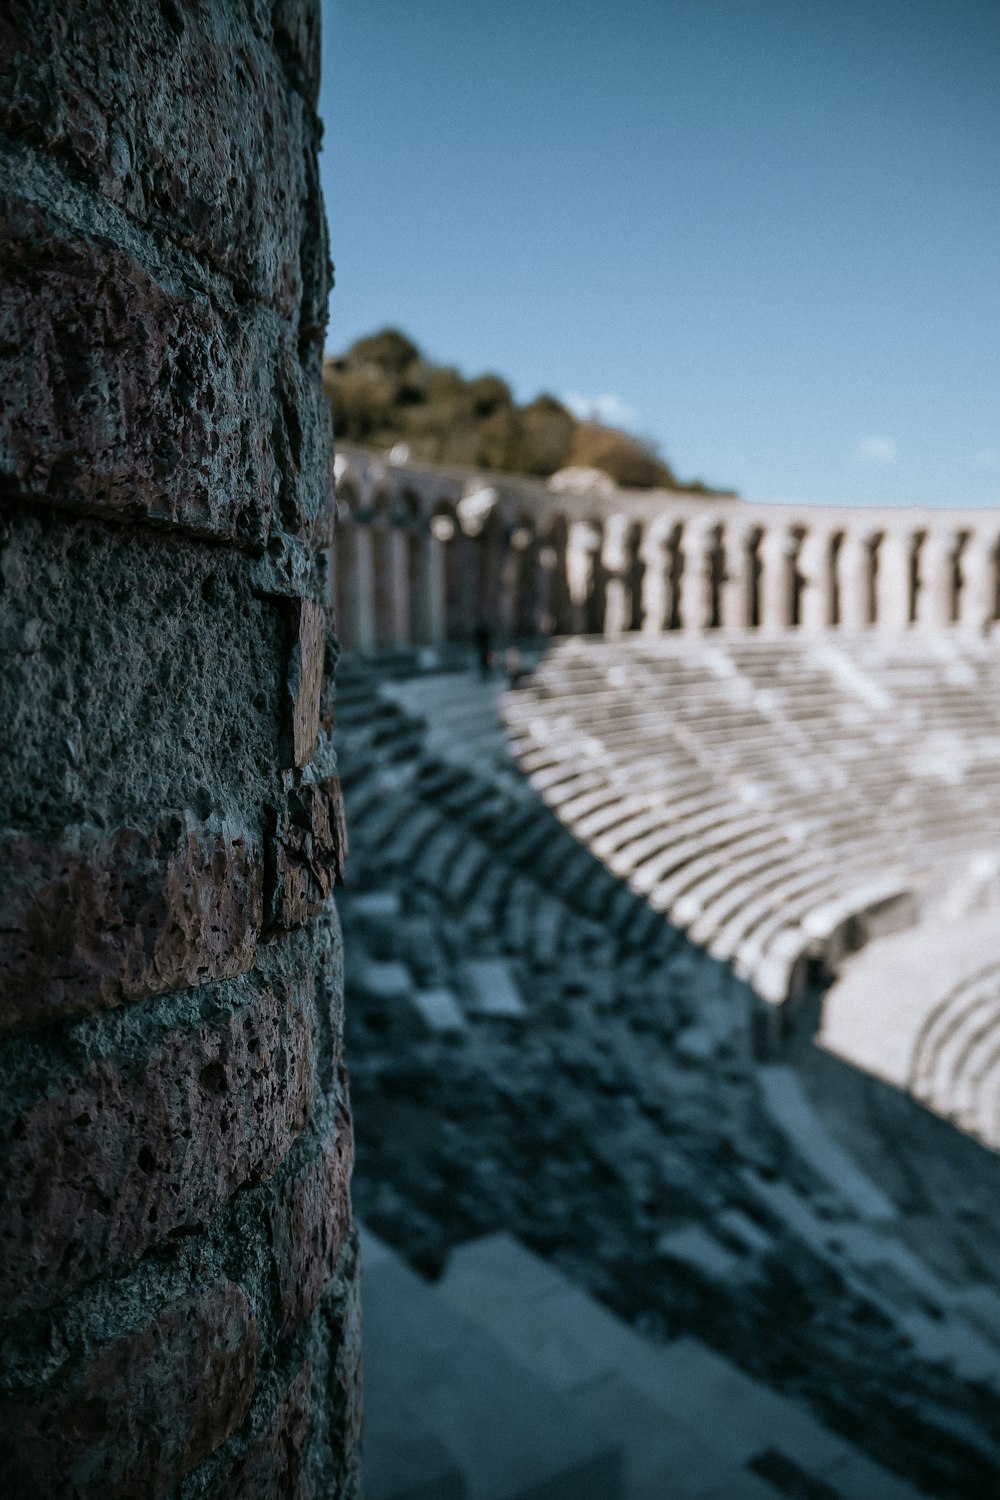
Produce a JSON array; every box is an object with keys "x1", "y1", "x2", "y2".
[
  {"x1": 438, "y1": 1233, "x2": 926, "y2": 1500},
  {"x1": 361, "y1": 1229, "x2": 625, "y2": 1500}
]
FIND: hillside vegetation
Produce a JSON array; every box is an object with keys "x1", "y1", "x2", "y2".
[{"x1": 323, "y1": 329, "x2": 723, "y2": 493}]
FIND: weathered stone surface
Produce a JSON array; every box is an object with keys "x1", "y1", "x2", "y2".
[
  {"x1": 0, "y1": 1280, "x2": 259, "y2": 1498},
  {"x1": 0, "y1": 1, "x2": 318, "y2": 318},
  {"x1": 269, "y1": 1106, "x2": 354, "y2": 1330},
  {"x1": 273, "y1": 0, "x2": 323, "y2": 100},
  {"x1": 0, "y1": 0, "x2": 357, "y2": 1488},
  {"x1": 272, "y1": 774, "x2": 349, "y2": 927},
  {"x1": 0, "y1": 824, "x2": 264, "y2": 1034},
  {"x1": 0, "y1": 981, "x2": 315, "y2": 1317},
  {"x1": 219, "y1": 1359, "x2": 315, "y2": 1500},
  {"x1": 0, "y1": 185, "x2": 281, "y2": 542},
  {"x1": 273, "y1": 341, "x2": 337, "y2": 538},
  {"x1": 289, "y1": 598, "x2": 327, "y2": 768},
  {"x1": 325, "y1": 1229, "x2": 365, "y2": 1500},
  {"x1": 0, "y1": 513, "x2": 285, "y2": 836}
]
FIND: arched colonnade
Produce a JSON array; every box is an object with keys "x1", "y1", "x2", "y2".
[{"x1": 332, "y1": 447, "x2": 1000, "y2": 650}]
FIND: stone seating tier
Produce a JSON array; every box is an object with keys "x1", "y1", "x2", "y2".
[{"x1": 504, "y1": 633, "x2": 1000, "y2": 1005}]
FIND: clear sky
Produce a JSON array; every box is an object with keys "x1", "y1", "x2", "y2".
[{"x1": 319, "y1": 1, "x2": 999, "y2": 507}]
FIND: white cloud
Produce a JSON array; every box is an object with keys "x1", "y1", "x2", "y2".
[
  {"x1": 856, "y1": 436, "x2": 898, "y2": 465},
  {"x1": 563, "y1": 391, "x2": 639, "y2": 429}
]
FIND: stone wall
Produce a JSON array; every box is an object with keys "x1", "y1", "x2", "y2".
[{"x1": 0, "y1": 3, "x2": 360, "y2": 1495}]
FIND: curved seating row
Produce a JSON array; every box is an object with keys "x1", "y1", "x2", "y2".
[{"x1": 504, "y1": 632, "x2": 1000, "y2": 1003}]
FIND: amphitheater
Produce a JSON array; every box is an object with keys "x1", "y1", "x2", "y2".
[{"x1": 333, "y1": 444, "x2": 1000, "y2": 1499}]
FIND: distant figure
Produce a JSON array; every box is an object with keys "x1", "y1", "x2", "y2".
[
  {"x1": 474, "y1": 622, "x2": 493, "y2": 678},
  {"x1": 505, "y1": 646, "x2": 527, "y2": 688}
]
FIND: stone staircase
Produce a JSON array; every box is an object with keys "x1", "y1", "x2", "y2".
[{"x1": 363, "y1": 1226, "x2": 925, "y2": 1500}]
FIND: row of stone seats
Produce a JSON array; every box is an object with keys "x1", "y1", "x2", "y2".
[
  {"x1": 362, "y1": 1226, "x2": 924, "y2": 1500},
  {"x1": 337, "y1": 652, "x2": 1000, "y2": 1493},
  {"x1": 815, "y1": 905, "x2": 1000, "y2": 1156},
  {"x1": 504, "y1": 633, "x2": 1000, "y2": 1003},
  {"x1": 336, "y1": 660, "x2": 684, "y2": 968},
  {"x1": 912, "y1": 962, "x2": 1000, "y2": 1145}
]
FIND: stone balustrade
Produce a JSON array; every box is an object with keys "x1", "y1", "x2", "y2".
[{"x1": 333, "y1": 445, "x2": 1000, "y2": 650}]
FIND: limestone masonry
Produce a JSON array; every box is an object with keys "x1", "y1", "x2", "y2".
[{"x1": 0, "y1": 3, "x2": 360, "y2": 1495}]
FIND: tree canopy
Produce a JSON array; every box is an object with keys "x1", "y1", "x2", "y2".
[{"x1": 323, "y1": 329, "x2": 723, "y2": 493}]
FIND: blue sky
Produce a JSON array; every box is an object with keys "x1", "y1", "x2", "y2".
[{"x1": 319, "y1": 1, "x2": 999, "y2": 507}]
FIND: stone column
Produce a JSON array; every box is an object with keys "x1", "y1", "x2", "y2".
[
  {"x1": 876, "y1": 528, "x2": 913, "y2": 630},
  {"x1": 916, "y1": 528, "x2": 956, "y2": 629},
  {"x1": 0, "y1": 4, "x2": 360, "y2": 1495},
  {"x1": 566, "y1": 521, "x2": 603, "y2": 635},
  {"x1": 543, "y1": 518, "x2": 573, "y2": 636},
  {"x1": 386, "y1": 524, "x2": 411, "y2": 645},
  {"x1": 348, "y1": 524, "x2": 377, "y2": 653},
  {"x1": 837, "y1": 529, "x2": 872, "y2": 630},
  {"x1": 601, "y1": 515, "x2": 630, "y2": 638},
  {"x1": 496, "y1": 517, "x2": 521, "y2": 637},
  {"x1": 720, "y1": 524, "x2": 751, "y2": 631},
  {"x1": 417, "y1": 530, "x2": 447, "y2": 645},
  {"x1": 639, "y1": 524, "x2": 670, "y2": 633},
  {"x1": 679, "y1": 522, "x2": 711, "y2": 630},
  {"x1": 797, "y1": 528, "x2": 832, "y2": 632},
  {"x1": 960, "y1": 532, "x2": 997, "y2": 633},
  {"x1": 758, "y1": 527, "x2": 791, "y2": 631}
]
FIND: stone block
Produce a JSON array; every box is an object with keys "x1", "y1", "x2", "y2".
[
  {"x1": 272, "y1": 774, "x2": 349, "y2": 926},
  {"x1": 0, "y1": 1279, "x2": 259, "y2": 1499},
  {"x1": 0, "y1": 514, "x2": 287, "y2": 837},
  {"x1": 349, "y1": 890, "x2": 403, "y2": 924},
  {"x1": 0, "y1": 1, "x2": 318, "y2": 319},
  {"x1": 0, "y1": 183, "x2": 282, "y2": 543},
  {"x1": 219, "y1": 1360, "x2": 315, "y2": 1500},
  {"x1": 410, "y1": 988, "x2": 468, "y2": 1034},
  {"x1": 655, "y1": 1224, "x2": 747, "y2": 1282},
  {"x1": 460, "y1": 959, "x2": 527, "y2": 1019},
  {"x1": 0, "y1": 980, "x2": 315, "y2": 1317},
  {"x1": 288, "y1": 598, "x2": 327, "y2": 768},
  {"x1": 268, "y1": 1110, "x2": 354, "y2": 1331},
  {"x1": 354, "y1": 960, "x2": 414, "y2": 1002},
  {"x1": 0, "y1": 824, "x2": 264, "y2": 1034},
  {"x1": 363, "y1": 1234, "x2": 624, "y2": 1500},
  {"x1": 272, "y1": 0, "x2": 323, "y2": 100},
  {"x1": 364, "y1": 1410, "x2": 466, "y2": 1500}
]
